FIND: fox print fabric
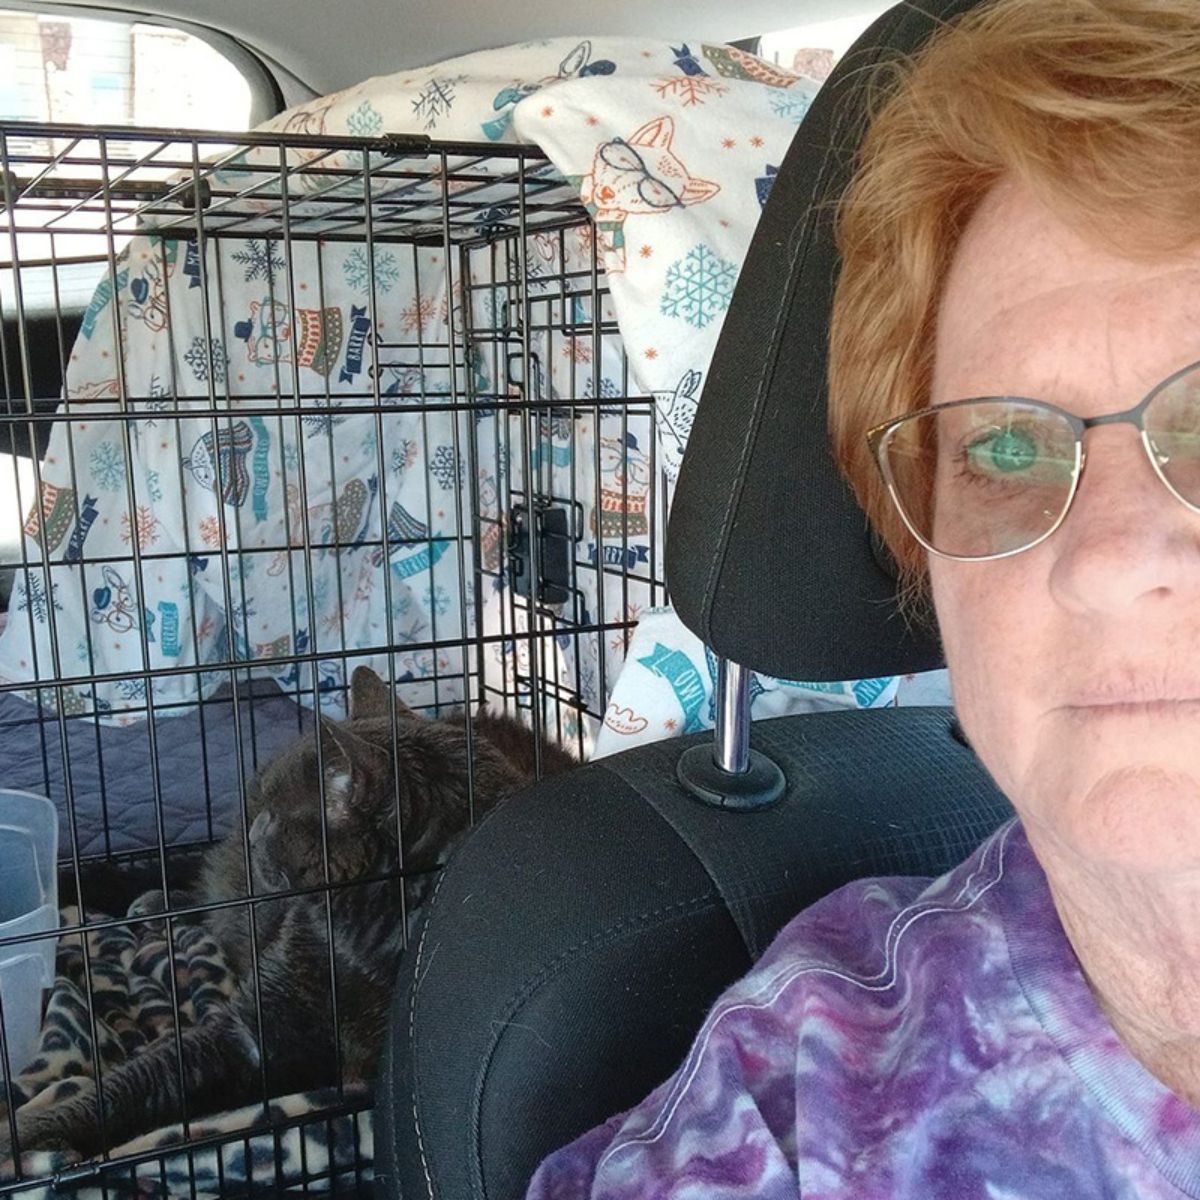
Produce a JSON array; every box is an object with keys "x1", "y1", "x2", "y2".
[{"x1": 514, "y1": 56, "x2": 819, "y2": 483}]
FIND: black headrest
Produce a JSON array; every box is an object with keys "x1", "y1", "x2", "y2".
[{"x1": 666, "y1": 0, "x2": 987, "y2": 683}]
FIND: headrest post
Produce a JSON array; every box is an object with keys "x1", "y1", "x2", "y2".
[
  {"x1": 675, "y1": 653, "x2": 786, "y2": 811},
  {"x1": 715, "y1": 658, "x2": 750, "y2": 775}
]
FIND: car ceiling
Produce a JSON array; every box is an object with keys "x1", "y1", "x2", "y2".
[{"x1": 46, "y1": 0, "x2": 886, "y2": 96}]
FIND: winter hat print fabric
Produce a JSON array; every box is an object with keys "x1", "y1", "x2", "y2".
[
  {"x1": 260, "y1": 36, "x2": 820, "y2": 483},
  {"x1": 0, "y1": 37, "x2": 905, "y2": 736},
  {"x1": 273, "y1": 36, "x2": 821, "y2": 519}
]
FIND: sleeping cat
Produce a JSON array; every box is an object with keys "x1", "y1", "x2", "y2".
[{"x1": 3, "y1": 668, "x2": 575, "y2": 1159}]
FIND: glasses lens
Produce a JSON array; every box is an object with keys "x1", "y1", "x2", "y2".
[
  {"x1": 1145, "y1": 365, "x2": 1200, "y2": 512},
  {"x1": 636, "y1": 177, "x2": 681, "y2": 209},
  {"x1": 880, "y1": 400, "x2": 1079, "y2": 558},
  {"x1": 599, "y1": 139, "x2": 642, "y2": 172}
]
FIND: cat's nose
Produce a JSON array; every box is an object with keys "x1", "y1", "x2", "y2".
[{"x1": 598, "y1": 185, "x2": 615, "y2": 202}]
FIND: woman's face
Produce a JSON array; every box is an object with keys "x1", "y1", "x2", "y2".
[{"x1": 929, "y1": 182, "x2": 1200, "y2": 874}]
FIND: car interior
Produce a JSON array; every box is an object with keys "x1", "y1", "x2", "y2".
[{"x1": 0, "y1": 0, "x2": 1012, "y2": 1197}]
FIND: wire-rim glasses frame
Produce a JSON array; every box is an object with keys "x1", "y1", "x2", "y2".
[{"x1": 864, "y1": 356, "x2": 1200, "y2": 562}]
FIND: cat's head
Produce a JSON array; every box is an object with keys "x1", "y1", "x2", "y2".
[
  {"x1": 580, "y1": 117, "x2": 719, "y2": 220},
  {"x1": 245, "y1": 668, "x2": 419, "y2": 892}
]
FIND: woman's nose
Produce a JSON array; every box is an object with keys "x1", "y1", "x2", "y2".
[{"x1": 1048, "y1": 426, "x2": 1200, "y2": 616}]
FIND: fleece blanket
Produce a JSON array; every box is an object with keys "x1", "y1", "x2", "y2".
[
  {"x1": 2, "y1": 904, "x2": 371, "y2": 1197},
  {"x1": 0, "y1": 37, "x2": 900, "y2": 753}
]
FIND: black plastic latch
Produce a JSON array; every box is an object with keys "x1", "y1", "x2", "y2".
[{"x1": 508, "y1": 502, "x2": 573, "y2": 606}]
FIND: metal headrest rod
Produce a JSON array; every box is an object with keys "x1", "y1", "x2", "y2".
[{"x1": 676, "y1": 657, "x2": 786, "y2": 810}]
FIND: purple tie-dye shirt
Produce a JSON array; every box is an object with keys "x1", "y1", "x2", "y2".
[{"x1": 527, "y1": 818, "x2": 1200, "y2": 1199}]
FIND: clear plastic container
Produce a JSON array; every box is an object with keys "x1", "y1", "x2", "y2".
[{"x1": 0, "y1": 789, "x2": 59, "y2": 1082}]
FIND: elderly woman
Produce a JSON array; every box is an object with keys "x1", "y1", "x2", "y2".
[{"x1": 526, "y1": 0, "x2": 1200, "y2": 1195}]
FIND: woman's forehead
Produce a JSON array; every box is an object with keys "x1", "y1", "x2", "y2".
[{"x1": 933, "y1": 184, "x2": 1200, "y2": 405}]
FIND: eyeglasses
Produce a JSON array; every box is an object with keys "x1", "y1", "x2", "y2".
[
  {"x1": 866, "y1": 358, "x2": 1200, "y2": 561},
  {"x1": 597, "y1": 139, "x2": 683, "y2": 210}
]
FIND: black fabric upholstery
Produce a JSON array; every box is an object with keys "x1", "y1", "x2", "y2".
[
  {"x1": 375, "y1": 709, "x2": 1012, "y2": 1199},
  {"x1": 666, "y1": 0, "x2": 985, "y2": 682}
]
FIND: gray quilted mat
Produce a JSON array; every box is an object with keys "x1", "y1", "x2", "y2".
[{"x1": 0, "y1": 681, "x2": 312, "y2": 858}]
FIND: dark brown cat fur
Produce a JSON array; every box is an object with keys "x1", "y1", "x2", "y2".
[{"x1": 4, "y1": 668, "x2": 573, "y2": 1159}]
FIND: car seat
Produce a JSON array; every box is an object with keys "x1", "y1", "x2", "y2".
[{"x1": 374, "y1": 1, "x2": 1005, "y2": 1196}]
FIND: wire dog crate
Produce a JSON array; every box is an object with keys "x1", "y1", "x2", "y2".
[{"x1": 0, "y1": 122, "x2": 665, "y2": 1197}]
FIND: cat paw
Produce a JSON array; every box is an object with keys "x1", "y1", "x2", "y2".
[
  {"x1": 128, "y1": 889, "x2": 166, "y2": 919},
  {"x1": 127, "y1": 889, "x2": 168, "y2": 936},
  {"x1": 0, "y1": 1112, "x2": 80, "y2": 1172}
]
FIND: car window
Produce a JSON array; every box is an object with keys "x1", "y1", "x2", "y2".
[
  {"x1": 0, "y1": 7, "x2": 272, "y2": 129},
  {"x1": 0, "y1": 7, "x2": 280, "y2": 316}
]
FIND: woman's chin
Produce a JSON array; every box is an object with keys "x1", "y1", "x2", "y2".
[{"x1": 1037, "y1": 763, "x2": 1200, "y2": 875}]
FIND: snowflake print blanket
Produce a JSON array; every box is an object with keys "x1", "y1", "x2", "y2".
[{"x1": 0, "y1": 37, "x2": 895, "y2": 730}]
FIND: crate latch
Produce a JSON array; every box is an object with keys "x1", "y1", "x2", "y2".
[{"x1": 508, "y1": 502, "x2": 574, "y2": 606}]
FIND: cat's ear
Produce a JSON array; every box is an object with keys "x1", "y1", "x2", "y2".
[
  {"x1": 626, "y1": 116, "x2": 675, "y2": 151},
  {"x1": 680, "y1": 177, "x2": 720, "y2": 206},
  {"x1": 349, "y1": 665, "x2": 417, "y2": 722},
  {"x1": 318, "y1": 716, "x2": 390, "y2": 819},
  {"x1": 248, "y1": 809, "x2": 274, "y2": 846}
]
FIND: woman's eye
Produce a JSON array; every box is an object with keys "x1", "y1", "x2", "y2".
[
  {"x1": 955, "y1": 423, "x2": 1074, "y2": 488},
  {"x1": 965, "y1": 427, "x2": 1039, "y2": 475}
]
